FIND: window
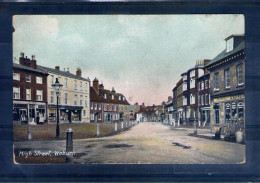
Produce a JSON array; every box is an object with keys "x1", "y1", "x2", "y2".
[
  {"x1": 182, "y1": 74, "x2": 187, "y2": 81},
  {"x1": 13, "y1": 87, "x2": 20, "y2": 99},
  {"x1": 13, "y1": 72, "x2": 20, "y2": 81},
  {"x1": 190, "y1": 94, "x2": 195, "y2": 104},
  {"x1": 85, "y1": 96, "x2": 88, "y2": 107},
  {"x1": 36, "y1": 90, "x2": 43, "y2": 101},
  {"x1": 65, "y1": 93, "x2": 68, "y2": 105},
  {"x1": 205, "y1": 94, "x2": 209, "y2": 105},
  {"x1": 190, "y1": 78, "x2": 195, "y2": 88},
  {"x1": 95, "y1": 103, "x2": 97, "y2": 110},
  {"x1": 50, "y1": 91, "x2": 54, "y2": 103},
  {"x1": 83, "y1": 110, "x2": 86, "y2": 117},
  {"x1": 183, "y1": 96, "x2": 187, "y2": 106},
  {"x1": 74, "y1": 94, "x2": 77, "y2": 105},
  {"x1": 190, "y1": 70, "x2": 195, "y2": 77},
  {"x1": 36, "y1": 76, "x2": 42, "y2": 84},
  {"x1": 226, "y1": 37, "x2": 234, "y2": 53},
  {"x1": 224, "y1": 68, "x2": 231, "y2": 88},
  {"x1": 198, "y1": 95, "x2": 201, "y2": 105},
  {"x1": 104, "y1": 94, "x2": 107, "y2": 99},
  {"x1": 201, "y1": 95, "x2": 204, "y2": 105},
  {"x1": 215, "y1": 109, "x2": 220, "y2": 124},
  {"x1": 64, "y1": 78, "x2": 68, "y2": 88},
  {"x1": 99, "y1": 103, "x2": 101, "y2": 110},
  {"x1": 74, "y1": 80, "x2": 77, "y2": 90},
  {"x1": 80, "y1": 95, "x2": 83, "y2": 105},
  {"x1": 114, "y1": 105, "x2": 117, "y2": 111},
  {"x1": 225, "y1": 102, "x2": 231, "y2": 122},
  {"x1": 214, "y1": 72, "x2": 219, "y2": 90},
  {"x1": 58, "y1": 77, "x2": 61, "y2": 84},
  {"x1": 26, "y1": 75, "x2": 31, "y2": 82},
  {"x1": 91, "y1": 102, "x2": 93, "y2": 109},
  {"x1": 25, "y1": 88, "x2": 31, "y2": 100},
  {"x1": 111, "y1": 95, "x2": 114, "y2": 100},
  {"x1": 183, "y1": 82, "x2": 187, "y2": 91},
  {"x1": 238, "y1": 101, "x2": 244, "y2": 121},
  {"x1": 84, "y1": 83, "x2": 87, "y2": 92},
  {"x1": 104, "y1": 104, "x2": 107, "y2": 111},
  {"x1": 98, "y1": 113, "x2": 101, "y2": 120},
  {"x1": 201, "y1": 81, "x2": 204, "y2": 90},
  {"x1": 80, "y1": 82, "x2": 82, "y2": 91},
  {"x1": 237, "y1": 64, "x2": 244, "y2": 85},
  {"x1": 205, "y1": 80, "x2": 209, "y2": 89},
  {"x1": 119, "y1": 96, "x2": 121, "y2": 100},
  {"x1": 50, "y1": 75, "x2": 54, "y2": 85},
  {"x1": 123, "y1": 97, "x2": 125, "y2": 101},
  {"x1": 91, "y1": 114, "x2": 94, "y2": 121}
]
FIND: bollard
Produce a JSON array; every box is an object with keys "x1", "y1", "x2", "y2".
[
  {"x1": 27, "y1": 123, "x2": 32, "y2": 140},
  {"x1": 96, "y1": 123, "x2": 100, "y2": 136},
  {"x1": 66, "y1": 128, "x2": 74, "y2": 152},
  {"x1": 115, "y1": 122, "x2": 118, "y2": 132},
  {"x1": 121, "y1": 122, "x2": 124, "y2": 129}
]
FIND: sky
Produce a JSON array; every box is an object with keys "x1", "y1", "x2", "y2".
[{"x1": 13, "y1": 15, "x2": 244, "y2": 106}]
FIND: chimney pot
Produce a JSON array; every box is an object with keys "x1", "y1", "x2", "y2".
[
  {"x1": 76, "y1": 68, "x2": 82, "y2": 77},
  {"x1": 32, "y1": 55, "x2": 35, "y2": 60},
  {"x1": 55, "y1": 66, "x2": 60, "y2": 70}
]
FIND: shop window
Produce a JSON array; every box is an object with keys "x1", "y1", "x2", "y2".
[
  {"x1": 13, "y1": 72, "x2": 20, "y2": 81},
  {"x1": 36, "y1": 76, "x2": 42, "y2": 84},
  {"x1": 231, "y1": 101, "x2": 237, "y2": 120},
  {"x1": 65, "y1": 93, "x2": 68, "y2": 105},
  {"x1": 36, "y1": 90, "x2": 43, "y2": 101},
  {"x1": 237, "y1": 64, "x2": 244, "y2": 86},
  {"x1": 225, "y1": 102, "x2": 231, "y2": 123},
  {"x1": 26, "y1": 75, "x2": 31, "y2": 82},
  {"x1": 238, "y1": 101, "x2": 244, "y2": 121},
  {"x1": 26, "y1": 88, "x2": 31, "y2": 100},
  {"x1": 214, "y1": 72, "x2": 219, "y2": 90},
  {"x1": 224, "y1": 68, "x2": 231, "y2": 89},
  {"x1": 13, "y1": 87, "x2": 20, "y2": 99},
  {"x1": 98, "y1": 113, "x2": 101, "y2": 120}
]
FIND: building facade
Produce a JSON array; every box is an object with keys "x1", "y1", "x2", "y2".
[
  {"x1": 38, "y1": 65, "x2": 90, "y2": 123},
  {"x1": 206, "y1": 35, "x2": 245, "y2": 133},
  {"x1": 90, "y1": 78, "x2": 129, "y2": 123},
  {"x1": 13, "y1": 53, "x2": 49, "y2": 125}
]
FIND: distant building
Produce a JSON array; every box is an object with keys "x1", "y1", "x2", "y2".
[
  {"x1": 90, "y1": 78, "x2": 130, "y2": 123},
  {"x1": 13, "y1": 53, "x2": 49, "y2": 125},
  {"x1": 172, "y1": 78, "x2": 183, "y2": 126},
  {"x1": 206, "y1": 34, "x2": 245, "y2": 133}
]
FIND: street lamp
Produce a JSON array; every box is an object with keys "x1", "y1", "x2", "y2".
[{"x1": 52, "y1": 78, "x2": 63, "y2": 138}]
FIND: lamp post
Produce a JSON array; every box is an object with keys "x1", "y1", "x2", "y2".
[{"x1": 52, "y1": 78, "x2": 63, "y2": 138}]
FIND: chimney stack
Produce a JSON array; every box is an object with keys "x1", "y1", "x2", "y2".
[
  {"x1": 93, "y1": 77, "x2": 99, "y2": 95},
  {"x1": 76, "y1": 68, "x2": 82, "y2": 77},
  {"x1": 67, "y1": 68, "x2": 70, "y2": 73},
  {"x1": 112, "y1": 87, "x2": 116, "y2": 93},
  {"x1": 55, "y1": 66, "x2": 60, "y2": 71},
  {"x1": 20, "y1": 52, "x2": 24, "y2": 58}
]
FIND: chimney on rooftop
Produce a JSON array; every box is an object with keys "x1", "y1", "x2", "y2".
[
  {"x1": 30, "y1": 55, "x2": 36, "y2": 69},
  {"x1": 76, "y1": 68, "x2": 82, "y2": 77},
  {"x1": 67, "y1": 68, "x2": 70, "y2": 73},
  {"x1": 93, "y1": 77, "x2": 99, "y2": 95},
  {"x1": 112, "y1": 87, "x2": 116, "y2": 93},
  {"x1": 19, "y1": 53, "x2": 37, "y2": 69},
  {"x1": 55, "y1": 66, "x2": 60, "y2": 71},
  {"x1": 20, "y1": 52, "x2": 24, "y2": 58}
]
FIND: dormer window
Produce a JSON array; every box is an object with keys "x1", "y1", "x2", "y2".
[
  {"x1": 104, "y1": 94, "x2": 107, "y2": 99},
  {"x1": 119, "y1": 96, "x2": 121, "y2": 100},
  {"x1": 226, "y1": 37, "x2": 234, "y2": 53},
  {"x1": 123, "y1": 97, "x2": 125, "y2": 101},
  {"x1": 111, "y1": 95, "x2": 114, "y2": 100}
]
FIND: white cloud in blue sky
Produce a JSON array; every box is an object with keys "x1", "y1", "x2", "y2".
[{"x1": 13, "y1": 15, "x2": 244, "y2": 105}]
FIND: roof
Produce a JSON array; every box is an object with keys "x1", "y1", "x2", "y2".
[
  {"x1": 37, "y1": 65, "x2": 90, "y2": 82},
  {"x1": 13, "y1": 63, "x2": 49, "y2": 75},
  {"x1": 90, "y1": 86, "x2": 130, "y2": 105},
  {"x1": 197, "y1": 72, "x2": 210, "y2": 80},
  {"x1": 206, "y1": 40, "x2": 245, "y2": 67}
]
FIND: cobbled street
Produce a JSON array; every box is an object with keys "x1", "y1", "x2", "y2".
[{"x1": 14, "y1": 122, "x2": 245, "y2": 164}]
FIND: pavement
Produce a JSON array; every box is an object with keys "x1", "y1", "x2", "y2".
[{"x1": 14, "y1": 122, "x2": 245, "y2": 164}]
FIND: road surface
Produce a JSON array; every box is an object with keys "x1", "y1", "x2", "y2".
[{"x1": 14, "y1": 122, "x2": 245, "y2": 164}]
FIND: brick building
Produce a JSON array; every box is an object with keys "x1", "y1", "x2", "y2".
[
  {"x1": 90, "y1": 78, "x2": 130, "y2": 123},
  {"x1": 205, "y1": 34, "x2": 245, "y2": 133},
  {"x1": 13, "y1": 53, "x2": 49, "y2": 125}
]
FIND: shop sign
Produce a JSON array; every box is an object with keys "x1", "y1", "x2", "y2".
[
  {"x1": 38, "y1": 105, "x2": 45, "y2": 109},
  {"x1": 14, "y1": 104, "x2": 27, "y2": 108},
  {"x1": 214, "y1": 94, "x2": 244, "y2": 103}
]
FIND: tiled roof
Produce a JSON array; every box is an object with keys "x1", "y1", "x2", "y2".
[
  {"x1": 90, "y1": 87, "x2": 130, "y2": 105},
  {"x1": 37, "y1": 65, "x2": 90, "y2": 82},
  {"x1": 13, "y1": 63, "x2": 48, "y2": 75},
  {"x1": 206, "y1": 40, "x2": 245, "y2": 67}
]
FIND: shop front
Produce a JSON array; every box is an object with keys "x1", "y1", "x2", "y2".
[
  {"x1": 199, "y1": 107, "x2": 210, "y2": 126},
  {"x1": 212, "y1": 94, "x2": 245, "y2": 133}
]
